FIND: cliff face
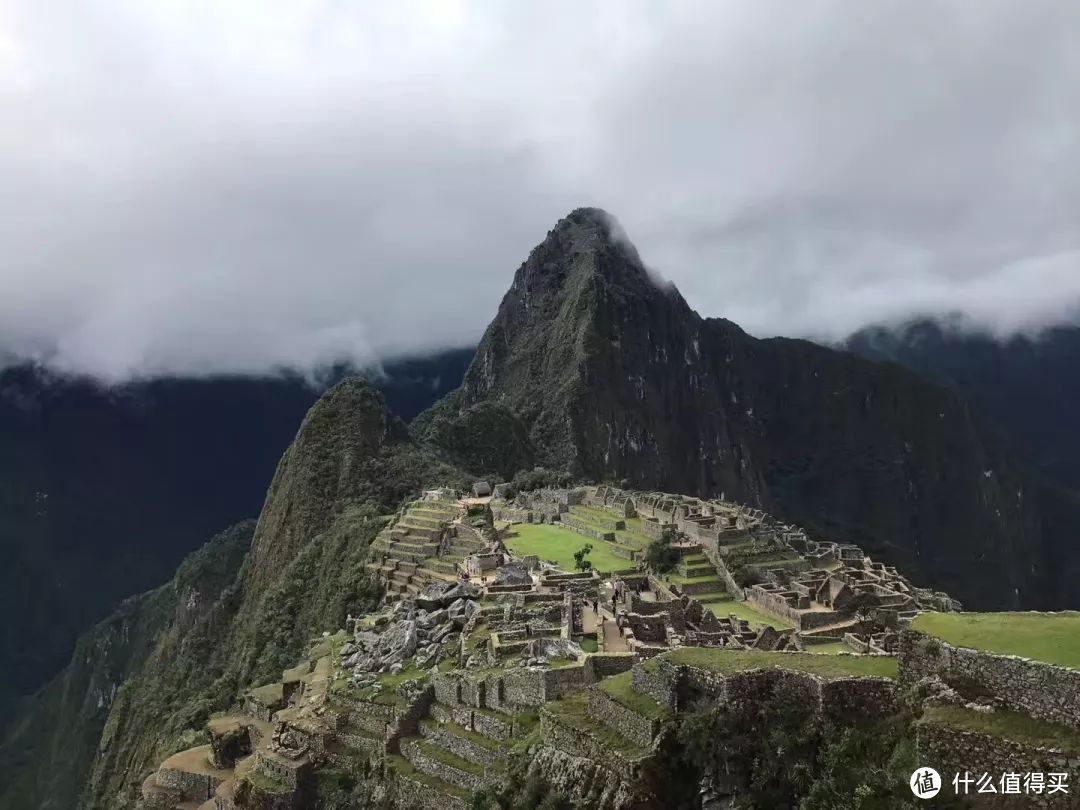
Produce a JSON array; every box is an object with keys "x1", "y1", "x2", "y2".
[
  {"x1": 440, "y1": 208, "x2": 1078, "y2": 609},
  {"x1": 1, "y1": 381, "x2": 467, "y2": 810},
  {"x1": 0, "y1": 521, "x2": 253, "y2": 810}
]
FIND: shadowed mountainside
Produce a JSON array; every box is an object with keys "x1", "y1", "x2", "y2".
[
  {"x1": 419, "y1": 207, "x2": 1080, "y2": 611},
  {"x1": 845, "y1": 320, "x2": 1080, "y2": 490},
  {"x1": 0, "y1": 348, "x2": 472, "y2": 725}
]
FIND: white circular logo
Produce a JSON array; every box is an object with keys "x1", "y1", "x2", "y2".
[{"x1": 910, "y1": 767, "x2": 942, "y2": 799}]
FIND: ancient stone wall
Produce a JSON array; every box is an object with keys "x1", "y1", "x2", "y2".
[
  {"x1": 916, "y1": 722, "x2": 1080, "y2": 809},
  {"x1": 399, "y1": 738, "x2": 488, "y2": 792},
  {"x1": 538, "y1": 712, "x2": 641, "y2": 780},
  {"x1": 630, "y1": 660, "x2": 680, "y2": 710},
  {"x1": 589, "y1": 653, "x2": 636, "y2": 678},
  {"x1": 900, "y1": 630, "x2": 1080, "y2": 731},
  {"x1": 743, "y1": 588, "x2": 841, "y2": 631},
  {"x1": 587, "y1": 688, "x2": 660, "y2": 750},
  {"x1": 253, "y1": 749, "x2": 309, "y2": 791},
  {"x1": 542, "y1": 662, "x2": 594, "y2": 698},
  {"x1": 156, "y1": 766, "x2": 214, "y2": 802},
  {"x1": 419, "y1": 722, "x2": 501, "y2": 767},
  {"x1": 390, "y1": 767, "x2": 469, "y2": 810},
  {"x1": 820, "y1": 678, "x2": 898, "y2": 722}
]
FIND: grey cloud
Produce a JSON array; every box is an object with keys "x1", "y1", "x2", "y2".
[{"x1": 1, "y1": 0, "x2": 1078, "y2": 380}]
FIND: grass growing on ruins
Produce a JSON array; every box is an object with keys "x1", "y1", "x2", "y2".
[
  {"x1": 921, "y1": 705, "x2": 1080, "y2": 753},
  {"x1": 386, "y1": 754, "x2": 472, "y2": 801},
  {"x1": 504, "y1": 523, "x2": 629, "y2": 573},
  {"x1": 415, "y1": 737, "x2": 485, "y2": 774},
  {"x1": 598, "y1": 672, "x2": 671, "y2": 720},
  {"x1": 803, "y1": 642, "x2": 852, "y2": 655},
  {"x1": 246, "y1": 767, "x2": 292, "y2": 795},
  {"x1": 545, "y1": 690, "x2": 650, "y2": 758},
  {"x1": 912, "y1": 611, "x2": 1080, "y2": 669},
  {"x1": 704, "y1": 598, "x2": 795, "y2": 630},
  {"x1": 661, "y1": 648, "x2": 898, "y2": 679}
]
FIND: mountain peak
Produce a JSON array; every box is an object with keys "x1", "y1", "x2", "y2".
[{"x1": 510, "y1": 208, "x2": 655, "y2": 307}]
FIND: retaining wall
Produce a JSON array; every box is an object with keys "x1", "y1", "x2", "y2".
[{"x1": 900, "y1": 629, "x2": 1080, "y2": 731}]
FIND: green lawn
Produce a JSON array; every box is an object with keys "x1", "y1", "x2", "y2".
[
  {"x1": 704, "y1": 598, "x2": 795, "y2": 630},
  {"x1": 598, "y1": 672, "x2": 671, "y2": 720},
  {"x1": 921, "y1": 705, "x2": 1080, "y2": 753},
  {"x1": 660, "y1": 647, "x2": 898, "y2": 679},
  {"x1": 803, "y1": 641, "x2": 854, "y2": 655},
  {"x1": 505, "y1": 523, "x2": 630, "y2": 573},
  {"x1": 912, "y1": 612, "x2": 1080, "y2": 669}
]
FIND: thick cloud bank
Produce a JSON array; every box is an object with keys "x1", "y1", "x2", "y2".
[{"x1": 2, "y1": 1, "x2": 1078, "y2": 379}]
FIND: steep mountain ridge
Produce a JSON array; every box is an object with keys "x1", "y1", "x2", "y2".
[{"x1": 429, "y1": 207, "x2": 1080, "y2": 610}]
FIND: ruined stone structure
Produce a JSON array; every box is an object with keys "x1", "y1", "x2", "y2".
[{"x1": 134, "y1": 482, "x2": 977, "y2": 810}]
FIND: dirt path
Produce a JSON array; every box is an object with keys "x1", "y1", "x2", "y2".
[{"x1": 600, "y1": 608, "x2": 629, "y2": 653}]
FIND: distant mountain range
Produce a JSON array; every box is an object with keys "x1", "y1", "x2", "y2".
[
  {"x1": 0, "y1": 349, "x2": 472, "y2": 722},
  {"x1": 844, "y1": 320, "x2": 1080, "y2": 490}
]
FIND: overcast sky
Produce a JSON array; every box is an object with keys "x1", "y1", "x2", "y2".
[{"x1": 2, "y1": 1, "x2": 1079, "y2": 380}]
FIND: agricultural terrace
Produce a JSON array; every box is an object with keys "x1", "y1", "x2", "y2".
[
  {"x1": 503, "y1": 523, "x2": 633, "y2": 574},
  {"x1": 659, "y1": 647, "x2": 899, "y2": 679},
  {"x1": 912, "y1": 611, "x2": 1080, "y2": 670}
]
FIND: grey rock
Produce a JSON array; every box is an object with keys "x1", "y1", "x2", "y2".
[
  {"x1": 431, "y1": 623, "x2": 454, "y2": 643},
  {"x1": 494, "y1": 562, "x2": 532, "y2": 586}
]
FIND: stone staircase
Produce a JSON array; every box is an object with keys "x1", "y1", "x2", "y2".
[
  {"x1": 384, "y1": 702, "x2": 522, "y2": 808},
  {"x1": 668, "y1": 551, "x2": 729, "y2": 603},
  {"x1": 368, "y1": 500, "x2": 465, "y2": 598}
]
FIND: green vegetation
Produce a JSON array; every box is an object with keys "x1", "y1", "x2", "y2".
[
  {"x1": 803, "y1": 642, "x2": 852, "y2": 655},
  {"x1": 387, "y1": 754, "x2": 472, "y2": 802},
  {"x1": 573, "y1": 543, "x2": 594, "y2": 572},
  {"x1": 644, "y1": 536, "x2": 679, "y2": 573},
  {"x1": 579, "y1": 636, "x2": 599, "y2": 653},
  {"x1": 544, "y1": 690, "x2": 648, "y2": 757},
  {"x1": 921, "y1": 705, "x2": 1080, "y2": 753},
  {"x1": 598, "y1": 672, "x2": 670, "y2": 720},
  {"x1": 703, "y1": 598, "x2": 794, "y2": 630},
  {"x1": 247, "y1": 766, "x2": 292, "y2": 795},
  {"x1": 504, "y1": 523, "x2": 628, "y2": 573},
  {"x1": 675, "y1": 689, "x2": 928, "y2": 809},
  {"x1": 415, "y1": 738, "x2": 484, "y2": 775},
  {"x1": 661, "y1": 648, "x2": 898, "y2": 679},
  {"x1": 911, "y1": 611, "x2": 1080, "y2": 669},
  {"x1": 423, "y1": 719, "x2": 502, "y2": 752}
]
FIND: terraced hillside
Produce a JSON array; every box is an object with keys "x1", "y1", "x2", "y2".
[{"x1": 367, "y1": 499, "x2": 477, "y2": 597}]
